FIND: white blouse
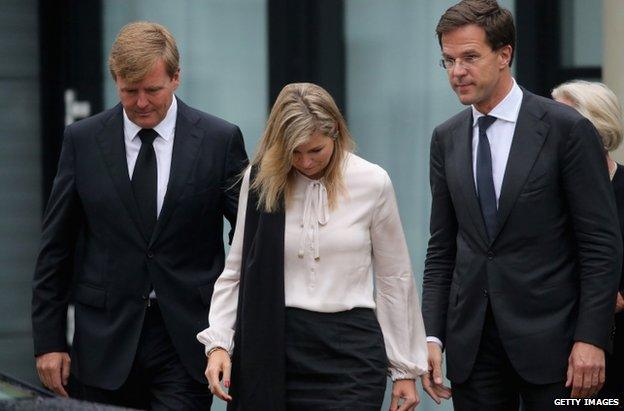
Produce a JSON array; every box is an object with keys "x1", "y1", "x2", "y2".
[{"x1": 197, "y1": 153, "x2": 428, "y2": 380}]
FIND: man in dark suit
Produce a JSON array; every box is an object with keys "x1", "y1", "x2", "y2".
[
  {"x1": 420, "y1": 1, "x2": 622, "y2": 409},
  {"x1": 32, "y1": 22, "x2": 248, "y2": 409}
]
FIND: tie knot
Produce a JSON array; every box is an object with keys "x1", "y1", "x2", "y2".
[
  {"x1": 138, "y1": 128, "x2": 158, "y2": 145},
  {"x1": 478, "y1": 115, "x2": 497, "y2": 132}
]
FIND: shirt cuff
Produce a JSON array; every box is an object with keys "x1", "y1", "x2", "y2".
[{"x1": 426, "y1": 336, "x2": 443, "y2": 348}]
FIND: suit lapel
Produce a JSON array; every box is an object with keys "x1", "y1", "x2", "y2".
[
  {"x1": 454, "y1": 110, "x2": 490, "y2": 244},
  {"x1": 493, "y1": 92, "x2": 549, "y2": 241},
  {"x1": 95, "y1": 105, "x2": 147, "y2": 242},
  {"x1": 149, "y1": 99, "x2": 202, "y2": 246}
]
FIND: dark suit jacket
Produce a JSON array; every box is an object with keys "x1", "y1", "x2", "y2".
[
  {"x1": 31, "y1": 98, "x2": 248, "y2": 390},
  {"x1": 422, "y1": 89, "x2": 622, "y2": 385}
]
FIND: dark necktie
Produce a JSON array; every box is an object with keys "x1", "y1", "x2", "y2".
[
  {"x1": 476, "y1": 115, "x2": 498, "y2": 240},
  {"x1": 132, "y1": 128, "x2": 158, "y2": 238}
]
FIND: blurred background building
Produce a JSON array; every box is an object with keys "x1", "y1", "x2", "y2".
[{"x1": 1, "y1": 0, "x2": 621, "y2": 409}]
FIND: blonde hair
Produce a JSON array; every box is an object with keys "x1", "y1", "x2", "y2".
[
  {"x1": 250, "y1": 83, "x2": 355, "y2": 212},
  {"x1": 108, "y1": 21, "x2": 180, "y2": 83},
  {"x1": 552, "y1": 80, "x2": 623, "y2": 152}
]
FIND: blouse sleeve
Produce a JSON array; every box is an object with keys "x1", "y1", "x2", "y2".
[
  {"x1": 196, "y1": 167, "x2": 251, "y2": 355},
  {"x1": 371, "y1": 170, "x2": 428, "y2": 380}
]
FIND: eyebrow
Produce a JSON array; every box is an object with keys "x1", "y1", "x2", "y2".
[
  {"x1": 442, "y1": 49, "x2": 480, "y2": 58},
  {"x1": 294, "y1": 144, "x2": 325, "y2": 153}
]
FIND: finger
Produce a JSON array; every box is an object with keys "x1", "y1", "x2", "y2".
[
  {"x1": 432, "y1": 361, "x2": 443, "y2": 385},
  {"x1": 223, "y1": 361, "x2": 232, "y2": 389},
  {"x1": 565, "y1": 361, "x2": 573, "y2": 388},
  {"x1": 413, "y1": 390, "x2": 421, "y2": 410},
  {"x1": 572, "y1": 366, "x2": 585, "y2": 398},
  {"x1": 49, "y1": 366, "x2": 68, "y2": 397},
  {"x1": 207, "y1": 367, "x2": 231, "y2": 402},
  {"x1": 207, "y1": 367, "x2": 221, "y2": 390},
  {"x1": 588, "y1": 367, "x2": 600, "y2": 397},
  {"x1": 397, "y1": 393, "x2": 418, "y2": 411},
  {"x1": 421, "y1": 375, "x2": 440, "y2": 404},
  {"x1": 61, "y1": 356, "x2": 71, "y2": 386},
  {"x1": 435, "y1": 384, "x2": 452, "y2": 399},
  {"x1": 598, "y1": 364, "x2": 606, "y2": 392},
  {"x1": 389, "y1": 392, "x2": 399, "y2": 411}
]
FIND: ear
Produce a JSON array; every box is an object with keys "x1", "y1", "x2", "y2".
[
  {"x1": 171, "y1": 69, "x2": 181, "y2": 90},
  {"x1": 498, "y1": 45, "x2": 512, "y2": 68}
]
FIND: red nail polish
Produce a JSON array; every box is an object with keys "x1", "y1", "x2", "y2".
[{"x1": 224, "y1": 380, "x2": 230, "y2": 388}]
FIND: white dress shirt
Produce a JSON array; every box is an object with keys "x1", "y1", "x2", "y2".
[
  {"x1": 197, "y1": 153, "x2": 428, "y2": 380},
  {"x1": 123, "y1": 97, "x2": 177, "y2": 299},
  {"x1": 426, "y1": 79, "x2": 523, "y2": 348},
  {"x1": 471, "y1": 79, "x2": 523, "y2": 204},
  {"x1": 123, "y1": 96, "x2": 178, "y2": 216}
]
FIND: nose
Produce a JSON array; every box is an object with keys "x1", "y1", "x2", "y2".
[
  {"x1": 301, "y1": 156, "x2": 315, "y2": 169},
  {"x1": 451, "y1": 61, "x2": 468, "y2": 77},
  {"x1": 136, "y1": 91, "x2": 149, "y2": 108}
]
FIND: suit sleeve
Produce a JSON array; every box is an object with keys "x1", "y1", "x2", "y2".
[
  {"x1": 562, "y1": 117, "x2": 623, "y2": 350},
  {"x1": 421, "y1": 129, "x2": 458, "y2": 346},
  {"x1": 222, "y1": 126, "x2": 249, "y2": 244},
  {"x1": 31, "y1": 127, "x2": 83, "y2": 356}
]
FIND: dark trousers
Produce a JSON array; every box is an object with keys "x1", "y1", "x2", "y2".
[
  {"x1": 600, "y1": 312, "x2": 624, "y2": 407},
  {"x1": 452, "y1": 304, "x2": 581, "y2": 411},
  {"x1": 72, "y1": 301, "x2": 212, "y2": 410}
]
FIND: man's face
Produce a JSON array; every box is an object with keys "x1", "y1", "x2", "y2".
[
  {"x1": 441, "y1": 24, "x2": 511, "y2": 112},
  {"x1": 116, "y1": 59, "x2": 179, "y2": 129}
]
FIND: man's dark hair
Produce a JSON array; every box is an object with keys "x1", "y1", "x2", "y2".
[{"x1": 436, "y1": 0, "x2": 516, "y2": 66}]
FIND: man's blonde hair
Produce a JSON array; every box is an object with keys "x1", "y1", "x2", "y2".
[
  {"x1": 251, "y1": 83, "x2": 355, "y2": 212},
  {"x1": 552, "y1": 80, "x2": 623, "y2": 152},
  {"x1": 108, "y1": 21, "x2": 179, "y2": 83}
]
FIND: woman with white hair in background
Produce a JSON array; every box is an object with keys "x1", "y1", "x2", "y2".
[
  {"x1": 553, "y1": 80, "x2": 624, "y2": 400},
  {"x1": 197, "y1": 82, "x2": 428, "y2": 410}
]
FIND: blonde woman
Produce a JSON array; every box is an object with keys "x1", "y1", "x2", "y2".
[
  {"x1": 553, "y1": 80, "x2": 624, "y2": 400},
  {"x1": 197, "y1": 83, "x2": 428, "y2": 410}
]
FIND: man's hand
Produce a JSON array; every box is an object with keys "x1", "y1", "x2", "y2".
[
  {"x1": 420, "y1": 342, "x2": 452, "y2": 404},
  {"x1": 205, "y1": 348, "x2": 232, "y2": 402},
  {"x1": 615, "y1": 292, "x2": 624, "y2": 314},
  {"x1": 35, "y1": 352, "x2": 71, "y2": 397},
  {"x1": 565, "y1": 341, "x2": 605, "y2": 398},
  {"x1": 390, "y1": 379, "x2": 419, "y2": 411}
]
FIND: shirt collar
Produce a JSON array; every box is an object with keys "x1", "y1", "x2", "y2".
[
  {"x1": 471, "y1": 78, "x2": 523, "y2": 126},
  {"x1": 123, "y1": 95, "x2": 178, "y2": 142}
]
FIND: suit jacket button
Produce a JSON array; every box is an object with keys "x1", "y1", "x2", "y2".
[
  {"x1": 147, "y1": 251, "x2": 154, "y2": 259},
  {"x1": 487, "y1": 251, "x2": 494, "y2": 260},
  {"x1": 482, "y1": 288, "x2": 489, "y2": 297}
]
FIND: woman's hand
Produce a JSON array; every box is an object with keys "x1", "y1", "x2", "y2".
[
  {"x1": 615, "y1": 292, "x2": 624, "y2": 313},
  {"x1": 390, "y1": 379, "x2": 419, "y2": 411},
  {"x1": 205, "y1": 348, "x2": 232, "y2": 401}
]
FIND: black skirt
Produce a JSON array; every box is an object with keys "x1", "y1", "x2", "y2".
[{"x1": 284, "y1": 307, "x2": 388, "y2": 411}]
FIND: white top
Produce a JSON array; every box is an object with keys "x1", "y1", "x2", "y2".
[
  {"x1": 123, "y1": 96, "x2": 178, "y2": 216},
  {"x1": 197, "y1": 153, "x2": 428, "y2": 380},
  {"x1": 427, "y1": 79, "x2": 523, "y2": 348},
  {"x1": 471, "y1": 78, "x2": 523, "y2": 205}
]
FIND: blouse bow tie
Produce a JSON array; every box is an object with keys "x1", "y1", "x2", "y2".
[{"x1": 298, "y1": 180, "x2": 329, "y2": 260}]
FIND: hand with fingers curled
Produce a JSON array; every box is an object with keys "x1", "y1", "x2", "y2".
[
  {"x1": 565, "y1": 341, "x2": 605, "y2": 398},
  {"x1": 616, "y1": 292, "x2": 624, "y2": 314},
  {"x1": 205, "y1": 347, "x2": 232, "y2": 402},
  {"x1": 35, "y1": 352, "x2": 71, "y2": 397},
  {"x1": 389, "y1": 379, "x2": 420, "y2": 411},
  {"x1": 420, "y1": 342, "x2": 452, "y2": 405}
]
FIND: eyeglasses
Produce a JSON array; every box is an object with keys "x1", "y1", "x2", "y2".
[
  {"x1": 439, "y1": 49, "x2": 503, "y2": 70},
  {"x1": 439, "y1": 54, "x2": 485, "y2": 70}
]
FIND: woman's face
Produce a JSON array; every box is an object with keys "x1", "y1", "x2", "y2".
[{"x1": 292, "y1": 131, "x2": 335, "y2": 179}]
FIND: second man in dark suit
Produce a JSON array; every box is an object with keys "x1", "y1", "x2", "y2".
[
  {"x1": 32, "y1": 21, "x2": 248, "y2": 409},
  {"x1": 420, "y1": 1, "x2": 622, "y2": 410}
]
